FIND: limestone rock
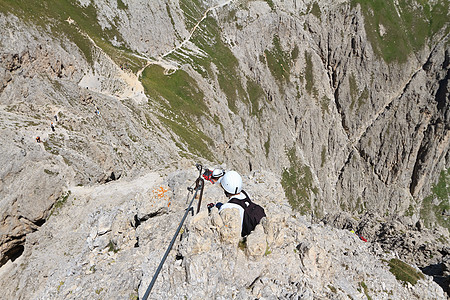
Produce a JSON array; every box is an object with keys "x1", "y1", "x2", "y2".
[{"x1": 245, "y1": 224, "x2": 266, "y2": 258}]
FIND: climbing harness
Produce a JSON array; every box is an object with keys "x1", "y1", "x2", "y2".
[{"x1": 142, "y1": 163, "x2": 205, "y2": 299}]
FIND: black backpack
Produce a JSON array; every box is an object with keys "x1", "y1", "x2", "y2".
[{"x1": 229, "y1": 190, "x2": 266, "y2": 237}]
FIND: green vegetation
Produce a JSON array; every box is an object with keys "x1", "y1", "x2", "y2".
[
  {"x1": 355, "y1": 197, "x2": 366, "y2": 214},
  {"x1": 117, "y1": 0, "x2": 127, "y2": 10},
  {"x1": 291, "y1": 45, "x2": 299, "y2": 61},
  {"x1": 238, "y1": 239, "x2": 247, "y2": 251},
  {"x1": 50, "y1": 190, "x2": 71, "y2": 216},
  {"x1": 304, "y1": 51, "x2": 317, "y2": 97},
  {"x1": 140, "y1": 64, "x2": 215, "y2": 160},
  {"x1": 359, "y1": 281, "x2": 372, "y2": 300},
  {"x1": 95, "y1": 288, "x2": 104, "y2": 294},
  {"x1": 57, "y1": 281, "x2": 64, "y2": 292},
  {"x1": 43, "y1": 134, "x2": 63, "y2": 155},
  {"x1": 310, "y1": 2, "x2": 321, "y2": 19},
  {"x1": 321, "y1": 146, "x2": 326, "y2": 168},
  {"x1": 281, "y1": 148, "x2": 318, "y2": 214},
  {"x1": 44, "y1": 169, "x2": 57, "y2": 176},
  {"x1": 328, "y1": 285, "x2": 337, "y2": 293},
  {"x1": 167, "y1": 7, "x2": 267, "y2": 116},
  {"x1": 420, "y1": 169, "x2": 450, "y2": 230},
  {"x1": 142, "y1": 65, "x2": 207, "y2": 120},
  {"x1": 385, "y1": 258, "x2": 424, "y2": 285},
  {"x1": 158, "y1": 116, "x2": 214, "y2": 161},
  {"x1": 166, "y1": 4, "x2": 182, "y2": 41},
  {"x1": 263, "y1": 0, "x2": 275, "y2": 11},
  {"x1": 180, "y1": 0, "x2": 204, "y2": 31},
  {"x1": 358, "y1": 88, "x2": 369, "y2": 109},
  {"x1": 107, "y1": 240, "x2": 119, "y2": 253},
  {"x1": 265, "y1": 35, "x2": 291, "y2": 86},
  {"x1": 320, "y1": 96, "x2": 330, "y2": 116},
  {"x1": 352, "y1": 0, "x2": 449, "y2": 63},
  {"x1": 264, "y1": 135, "x2": 271, "y2": 158},
  {"x1": 246, "y1": 78, "x2": 265, "y2": 117},
  {"x1": 349, "y1": 73, "x2": 368, "y2": 111},
  {"x1": 168, "y1": 15, "x2": 247, "y2": 112},
  {"x1": 0, "y1": 0, "x2": 146, "y2": 71}
]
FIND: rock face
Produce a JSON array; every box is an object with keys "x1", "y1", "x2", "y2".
[
  {"x1": 0, "y1": 168, "x2": 447, "y2": 299},
  {"x1": 0, "y1": 0, "x2": 449, "y2": 298}
]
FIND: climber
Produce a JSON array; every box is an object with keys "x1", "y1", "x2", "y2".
[
  {"x1": 36, "y1": 136, "x2": 41, "y2": 143},
  {"x1": 216, "y1": 170, "x2": 266, "y2": 237},
  {"x1": 51, "y1": 122, "x2": 55, "y2": 132},
  {"x1": 202, "y1": 168, "x2": 225, "y2": 184}
]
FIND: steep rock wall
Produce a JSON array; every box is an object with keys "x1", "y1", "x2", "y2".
[{"x1": 0, "y1": 0, "x2": 448, "y2": 269}]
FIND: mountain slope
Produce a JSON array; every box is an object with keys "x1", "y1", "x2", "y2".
[{"x1": 0, "y1": 0, "x2": 449, "y2": 297}]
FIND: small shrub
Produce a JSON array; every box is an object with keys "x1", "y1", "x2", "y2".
[
  {"x1": 57, "y1": 281, "x2": 64, "y2": 292},
  {"x1": 50, "y1": 191, "x2": 71, "y2": 216},
  {"x1": 107, "y1": 240, "x2": 119, "y2": 253},
  {"x1": 238, "y1": 239, "x2": 247, "y2": 251},
  {"x1": 264, "y1": 243, "x2": 272, "y2": 256}
]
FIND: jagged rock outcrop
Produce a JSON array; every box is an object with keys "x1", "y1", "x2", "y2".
[
  {"x1": 323, "y1": 211, "x2": 450, "y2": 295},
  {"x1": 0, "y1": 0, "x2": 448, "y2": 298},
  {"x1": 0, "y1": 168, "x2": 446, "y2": 299}
]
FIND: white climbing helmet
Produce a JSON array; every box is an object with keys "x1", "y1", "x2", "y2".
[
  {"x1": 211, "y1": 168, "x2": 225, "y2": 179},
  {"x1": 220, "y1": 170, "x2": 242, "y2": 194}
]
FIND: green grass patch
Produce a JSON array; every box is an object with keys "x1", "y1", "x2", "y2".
[
  {"x1": 321, "y1": 146, "x2": 326, "y2": 167},
  {"x1": 310, "y1": 2, "x2": 321, "y2": 19},
  {"x1": 264, "y1": 135, "x2": 271, "y2": 158},
  {"x1": 291, "y1": 45, "x2": 299, "y2": 61},
  {"x1": 349, "y1": 73, "x2": 358, "y2": 110},
  {"x1": 304, "y1": 51, "x2": 317, "y2": 97},
  {"x1": 180, "y1": 0, "x2": 204, "y2": 31},
  {"x1": 141, "y1": 64, "x2": 215, "y2": 158},
  {"x1": 265, "y1": 35, "x2": 291, "y2": 86},
  {"x1": 50, "y1": 190, "x2": 71, "y2": 216},
  {"x1": 420, "y1": 169, "x2": 450, "y2": 230},
  {"x1": 158, "y1": 116, "x2": 214, "y2": 161},
  {"x1": 43, "y1": 134, "x2": 63, "y2": 155},
  {"x1": 246, "y1": 78, "x2": 265, "y2": 117},
  {"x1": 0, "y1": 0, "x2": 146, "y2": 72},
  {"x1": 281, "y1": 148, "x2": 318, "y2": 214},
  {"x1": 107, "y1": 240, "x2": 119, "y2": 253},
  {"x1": 385, "y1": 258, "x2": 425, "y2": 285},
  {"x1": 117, "y1": 0, "x2": 127, "y2": 10},
  {"x1": 359, "y1": 281, "x2": 372, "y2": 300},
  {"x1": 167, "y1": 15, "x2": 245, "y2": 112},
  {"x1": 142, "y1": 65, "x2": 208, "y2": 121},
  {"x1": 320, "y1": 96, "x2": 330, "y2": 116},
  {"x1": 352, "y1": 0, "x2": 449, "y2": 63},
  {"x1": 263, "y1": 0, "x2": 275, "y2": 11},
  {"x1": 193, "y1": 17, "x2": 245, "y2": 112},
  {"x1": 57, "y1": 281, "x2": 64, "y2": 292}
]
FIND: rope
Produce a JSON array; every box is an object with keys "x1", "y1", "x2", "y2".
[{"x1": 142, "y1": 168, "x2": 205, "y2": 299}]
